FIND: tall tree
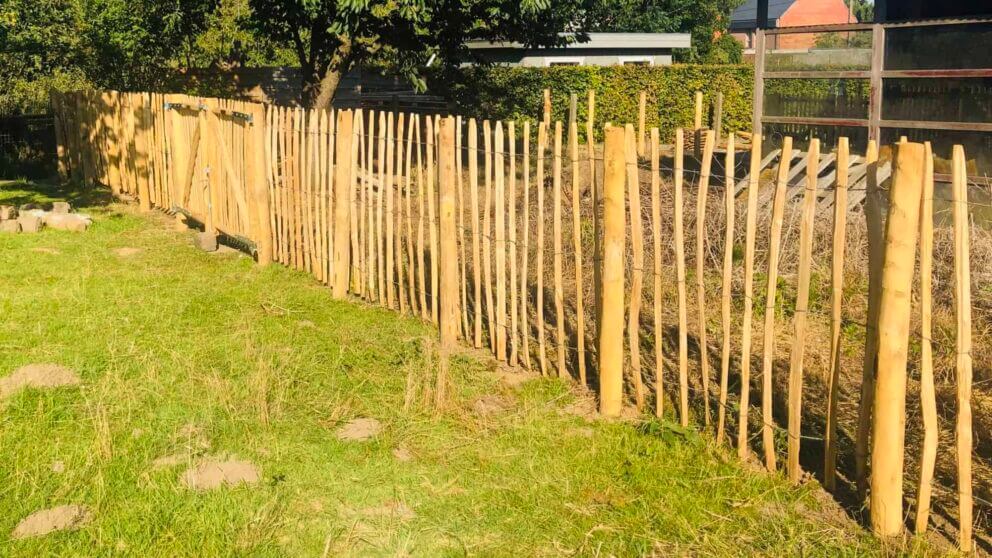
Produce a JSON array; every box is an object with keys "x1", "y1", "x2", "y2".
[{"x1": 249, "y1": 0, "x2": 586, "y2": 109}]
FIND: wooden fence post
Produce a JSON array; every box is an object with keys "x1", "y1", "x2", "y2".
[
  {"x1": 787, "y1": 138, "x2": 819, "y2": 484},
  {"x1": 437, "y1": 116, "x2": 458, "y2": 407},
  {"x1": 571, "y1": 119, "x2": 586, "y2": 385},
  {"x1": 870, "y1": 141, "x2": 925, "y2": 538},
  {"x1": 651, "y1": 128, "x2": 663, "y2": 417},
  {"x1": 717, "y1": 133, "x2": 735, "y2": 444},
  {"x1": 952, "y1": 145, "x2": 973, "y2": 552},
  {"x1": 674, "y1": 129, "x2": 689, "y2": 426},
  {"x1": 495, "y1": 122, "x2": 507, "y2": 361},
  {"x1": 469, "y1": 118, "x2": 482, "y2": 347},
  {"x1": 439, "y1": 117, "x2": 458, "y2": 339},
  {"x1": 249, "y1": 103, "x2": 273, "y2": 266},
  {"x1": 553, "y1": 122, "x2": 567, "y2": 377},
  {"x1": 761, "y1": 137, "x2": 792, "y2": 471},
  {"x1": 915, "y1": 141, "x2": 936, "y2": 535},
  {"x1": 599, "y1": 125, "x2": 626, "y2": 417},
  {"x1": 625, "y1": 124, "x2": 645, "y2": 408},
  {"x1": 695, "y1": 130, "x2": 715, "y2": 425},
  {"x1": 856, "y1": 140, "x2": 882, "y2": 499},
  {"x1": 824, "y1": 137, "x2": 849, "y2": 490},
  {"x1": 332, "y1": 110, "x2": 354, "y2": 298},
  {"x1": 738, "y1": 133, "x2": 764, "y2": 458}
]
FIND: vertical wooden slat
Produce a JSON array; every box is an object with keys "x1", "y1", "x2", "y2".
[
  {"x1": 367, "y1": 110, "x2": 378, "y2": 300},
  {"x1": 354, "y1": 109, "x2": 365, "y2": 294},
  {"x1": 482, "y1": 120, "x2": 495, "y2": 347},
  {"x1": 695, "y1": 130, "x2": 715, "y2": 425},
  {"x1": 824, "y1": 137, "x2": 850, "y2": 490},
  {"x1": 856, "y1": 140, "x2": 881, "y2": 498},
  {"x1": 396, "y1": 113, "x2": 407, "y2": 313},
  {"x1": 588, "y1": 90, "x2": 599, "y2": 352},
  {"x1": 417, "y1": 115, "x2": 428, "y2": 318},
  {"x1": 470, "y1": 118, "x2": 482, "y2": 344},
  {"x1": 332, "y1": 110, "x2": 353, "y2": 298},
  {"x1": 458, "y1": 116, "x2": 469, "y2": 336},
  {"x1": 674, "y1": 129, "x2": 689, "y2": 427},
  {"x1": 537, "y1": 122, "x2": 549, "y2": 376},
  {"x1": 915, "y1": 141, "x2": 937, "y2": 535},
  {"x1": 439, "y1": 115, "x2": 458, "y2": 336},
  {"x1": 952, "y1": 145, "x2": 973, "y2": 552},
  {"x1": 405, "y1": 113, "x2": 418, "y2": 314},
  {"x1": 717, "y1": 134, "x2": 735, "y2": 444},
  {"x1": 760, "y1": 137, "x2": 792, "y2": 471},
  {"x1": 625, "y1": 124, "x2": 645, "y2": 407},
  {"x1": 249, "y1": 102, "x2": 272, "y2": 266},
  {"x1": 386, "y1": 112, "x2": 396, "y2": 309},
  {"x1": 570, "y1": 119, "x2": 586, "y2": 385},
  {"x1": 521, "y1": 121, "x2": 533, "y2": 371},
  {"x1": 650, "y1": 128, "x2": 663, "y2": 416},
  {"x1": 738, "y1": 133, "x2": 762, "y2": 457},
  {"x1": 377, "y1": 111, "x2": 387, "y2": 301},
  {"x1": 509, "y1": 121, "x2": 519, "y2": 366},
  {"x1": 787, "y1": 138, "x2": 820, "y2": 484},
  {"x1": 437, "y1": 116, "x2": 458, "y2": 407},
  {"x1": 495, "y1": 122, "x2": 508, "y2": 361},
  {"x1": 553, "y1": 122, "x2": 567, "y2": 378},
  {"x1": 428, "y1": 116, "x2": 440, "y2": 323}
]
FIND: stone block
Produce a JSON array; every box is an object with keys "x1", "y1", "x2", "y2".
[
  {"x1": 0, "y1": 220, "x2": 21, "y2": 233},
  {"x1": 45, "y1": 214, "x2": 90, "y2": 232},
  {"x1": 0, "y1": 205, "x2": 17, "y2": 220},
  {"x1": 195, "y1": 231, "x2": 218, "y2": 252},
  {"x1": 51, "y1": 202, "x2": 71, "y2": 214},
  {"x1": 16, "y1": 215, "x2": 43, "y2": 233}
]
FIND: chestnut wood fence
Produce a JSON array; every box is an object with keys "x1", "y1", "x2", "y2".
[{"x1": 51, "y1": 89, "x2": 981, "y2": 551}]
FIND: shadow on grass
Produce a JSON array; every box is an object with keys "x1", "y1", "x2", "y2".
[{"x1": 0, "y1": 179, "x2": 114, "y2": 210}]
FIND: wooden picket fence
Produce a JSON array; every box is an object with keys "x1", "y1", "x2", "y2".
[{"x1": 52, "y1": 89, "x2": 980, "y2": 550}]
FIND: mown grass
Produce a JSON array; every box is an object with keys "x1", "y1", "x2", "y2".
[{"x1": 0, "y1": 180, "x2": 892, "y2": 556}]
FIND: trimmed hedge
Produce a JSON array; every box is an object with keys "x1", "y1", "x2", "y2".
[{"x1": 442, "y1": 64, "x2": 755, "y2": 142}]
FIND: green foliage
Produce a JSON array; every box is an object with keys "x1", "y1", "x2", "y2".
[
  {"x1": 0, "y1": 0, "x2": 91, "y2": 113},
  {"x1": 444, "y1": 64, "x2": 754, "y2": 142},
  {"x1": 248, "y1": 0, "x2": 589, "y2": 106},
  {"x1": 0, "y1": 0, "x2": 290, "y2": 114}
]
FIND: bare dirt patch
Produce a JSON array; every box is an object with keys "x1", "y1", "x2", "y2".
[
  {"x1": 181, "y1": 458, "x2": 260, "y2": 490},
  {"x1": 473, "y1": 395, "x2": 509, "y2": 416},
  {"x1": 113, "y1": 247, "x2": 142, "y2": 257},
  {"x1": 0, "y1": 363, "x2": 81, "y2": 398},
  {"x1": 11, "y1": 505, "x2": 92, "y2": 539},
  {"x1": 392, "y1": 447, "x2": 413, "y2": 462},
  {"x1": 497, "y1": 367, "x2": 536, "y2": 389},
  {"x1": 336, "y1": 418, "x2": 382, "y2": 441}
]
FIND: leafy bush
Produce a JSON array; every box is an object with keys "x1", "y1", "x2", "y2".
[{"x1": 441, "y1": 64, "x2": 754, "y2": 142}]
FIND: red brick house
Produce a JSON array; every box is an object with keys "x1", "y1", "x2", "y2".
[{"x1": 730, "y1": 0, "x2": 856, "y2": 51}]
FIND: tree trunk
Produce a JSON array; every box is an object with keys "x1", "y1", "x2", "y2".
[{"x1": 307, "y1": 38, "x2": 354, "y2": 111}]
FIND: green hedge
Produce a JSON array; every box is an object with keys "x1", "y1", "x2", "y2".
[{"x1": 441, "y1": 64, "x2": 755, "y2": 142}]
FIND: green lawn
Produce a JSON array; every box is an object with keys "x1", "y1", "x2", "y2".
[{"x1": 0, "y1": 180, "x2": 888, "y2": 556}]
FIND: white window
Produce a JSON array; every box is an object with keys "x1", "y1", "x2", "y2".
[
  {"x1": 544, "y1": 56, "x2": 584, "y2": 67},
  {"x1": 619, "y1": 56, "x2": 654, "y2": 66}
]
